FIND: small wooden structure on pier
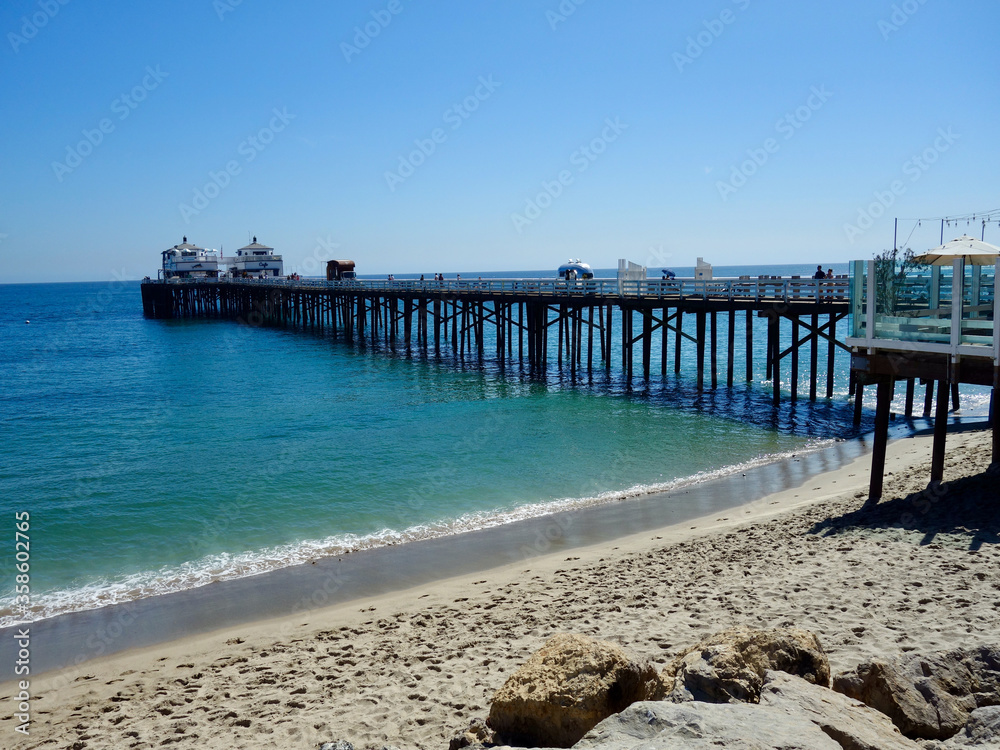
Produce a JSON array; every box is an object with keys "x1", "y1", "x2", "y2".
[
  {"x1": 141, "y1": 275, "x2": 851, "y2": 401},
  {"x1": 846, "y1": 257, "x2": 999, "y2": 500}
]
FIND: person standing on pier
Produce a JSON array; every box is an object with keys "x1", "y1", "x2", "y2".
[{"x1": 813, "y1": 265, "x2": 825, "y2": 279}]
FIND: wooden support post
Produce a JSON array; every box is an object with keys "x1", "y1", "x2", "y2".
[
  {"x1": 696, "y1": 311, "x2": 706, "y2": 391},
  {"x1": 496, "y1": 303, "x2": 503, "y2": 361},
  {"x1": 508, "y1": 303, "x2": 514, "y2": 359},
  {"x1": 462, "y1": 302, "x2": 469, "y2": 355},
  {"x1": 661, "y1": 308, "x2": 669, "y2": 376},
  {"x1": 923, "y1": 381, "x2": 934, "y2": 416},
  {"x1": 868, "y1": 377, "x2": 895, "y2": 502},
  {"x1": 931, "y1": 379, "x2": 950, "y2": 483},
  {"x1": 726, "y1": 310, "x2": 735, "y2": 387},
  {"x1": 558, "y1": 307, "x2": 565, "y2": 366},
  {"x1": 951, "y1": 382, "x2": 960, "y2": 411},
  {"x1": 624, "y1": 309, "x2": 633, "y2": 382},
  {"x1": 518, "y1": 303, "x2": 523, "y2": 362},
  {"x1": 588, "y1": 306, "x2": 594, "y2": 371},
  {"x1": 710, "y1": 311, "x2": 718, "y2": 389},
  {"x1": 674, "y1": 310, "x2": 683, "y2": 374},
  {"x1": 620, "y1": 308, "x2": 627, "y2": 372},
  {"x1": 433, "y1": 300, "x2": 441, "y2": 351},
  {"x1": 993, "y1": 376, "x2": 999, "y2": 465},
  {"x1": 598, "y1": 305, "x2": 606, "y2": 362},
  {"x1": 605, "y1": 305, "x2": 613, "y2": 372},
  {"x1": 904, "y1": 378, "x2": 915, "y2": 417},
  {"x1": 642, "y1": 308, "x2": 652, "y2": 381},
  {"x1": 809, "y1": 313, "x2": 818, "y2": 401},
  {"x1": 403, "y1": 299, "x2": 412, "y2": 348},
  {"x1": 765, "y1": 313, "x2": 774, "y2": 381},
  {"x1": 746, "y1": 310, "x2": 753, "y2": 382},
  {"x1": 419, "y1": 298, "x2": 428, "y2": 349},
  {"x1": 526, "y1": 304, "x2": 535, "y2": 365},
  {"x1": 566, "y1": 307, "x2": 576, "y2": 375},
  {"x1": 790, "y1": 317, "x2": 799, "y2": 402},
  {"x1": 576, "y1": 307, "x2": 583, "y2": 367},
  {"x1": 853, "y1": 383, "x2": 864, "y2": 426},
  {"x1": 541, "y1": 304, "x2": 548, "y2": 367},
  {"x1": 769, "y1": 313, "x2": 780, "y2": 406},
  {"x1": 826, "y1": 315, "x2": 836, "y2": 399},
  {"x1": 477, "y1": 302, "x2": 484, "y2": 358}
]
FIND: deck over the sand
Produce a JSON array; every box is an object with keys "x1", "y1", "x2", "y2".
[{"x1": 845, "y1": 259, "x2": 999, "y2": 498}]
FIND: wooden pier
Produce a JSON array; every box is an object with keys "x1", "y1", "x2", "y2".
[{"x1": 142, "y1": 276, "x2": 852, "y2": 401}]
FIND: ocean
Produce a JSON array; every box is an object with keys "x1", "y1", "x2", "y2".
[{"x1": 0, "y1": 265, "x2": 990, "y2": 632}]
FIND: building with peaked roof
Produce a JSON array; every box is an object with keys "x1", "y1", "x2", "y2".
[{"x1": 229, "y1": 237, "x2": 283, "y2": 278}]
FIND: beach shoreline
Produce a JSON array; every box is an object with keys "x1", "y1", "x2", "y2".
[
  {"x1": 4, "y1": 425, "x2": 997, "y2": 749},
  {"x1": 0, "y1": 427, "x2": 875, "y2": 678}
]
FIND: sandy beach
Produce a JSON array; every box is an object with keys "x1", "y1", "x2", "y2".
[{"x1": 5, "y1": 426, "x2": 997, "y2": 750}]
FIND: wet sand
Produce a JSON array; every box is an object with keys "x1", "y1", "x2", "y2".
[{"x1": 3, "y1": 427, "x2": 997, "y2": 749}]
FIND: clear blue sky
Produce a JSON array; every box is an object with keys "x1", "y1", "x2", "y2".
[{"x1": 2, "y1": 0, "x2": 998, "y2": 282}]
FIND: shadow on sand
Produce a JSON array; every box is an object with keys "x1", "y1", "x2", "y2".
[{"x1": 808, "y1": 464, "x2": 1000, "y2": 551}]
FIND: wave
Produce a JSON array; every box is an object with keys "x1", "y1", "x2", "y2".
[{"x1": 0, "y1": 440, "x2": 835, "y2": 628}]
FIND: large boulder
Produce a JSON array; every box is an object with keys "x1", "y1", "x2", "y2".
[
  {"x1": 661, "y1": 626, "x2": 831, "y2": 704},
  {"x1": 833, "y1": 645, "x2": 1000, "y2": 741},
  {"x1": 487, "y1": 633, "x2": 664, "y2": 748},
  {"x1": 760, "y1": 670, "x2": 920, "y2": 750},
  {"x1": 574, "y1": 700, "x2": 842, "y2": 750}
]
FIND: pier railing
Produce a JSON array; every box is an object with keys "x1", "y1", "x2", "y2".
[
  {"x1": 846, "y1": 259, "x2": 998, "y2": 362},
  {"x1": 145, "y1": 276, "x2": 850, "y2": 304}
]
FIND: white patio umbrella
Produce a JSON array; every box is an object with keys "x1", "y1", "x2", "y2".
[{"x1": 914, "y1": 235, "x2": 1000, "y2": 265}]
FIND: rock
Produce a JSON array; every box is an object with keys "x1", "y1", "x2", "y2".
[
  {"x1": 662, "y1": 625, "x2": 831, "y2": 703},
  {"x1": 833, "y1": 645, "x2": 1000, "y2": 741},
  {"x1": 487, "y1": 633, "x2": 664, "y2": 748},
  {"x1": 319, "y1": 742, "x2": 354, "y2": 750},
  {"x1": 449, "y1": 717, "x2": 494, "y2": 750},
  {"x1": 574, "y1": 700, "x2": 842, "y2": 750},
  {"x1": 937, "y1": 706, "x2": 1000, "y2": 747},
  {"x1": 760, "y1": 670, "x2": 920, "y2": 749}
]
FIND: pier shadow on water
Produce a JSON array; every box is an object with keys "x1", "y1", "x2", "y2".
[{"x1": 294, "y1": 319, "x2": 877, "y2": 443}]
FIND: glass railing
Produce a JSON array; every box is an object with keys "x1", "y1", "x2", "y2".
[{"x1": 849, "y1": 259, "x2": 998, "y2": 352}]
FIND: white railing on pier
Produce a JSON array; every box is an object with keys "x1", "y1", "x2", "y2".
[{"x1": 146, "y1": 276, "x2": 850, "y2": 304}]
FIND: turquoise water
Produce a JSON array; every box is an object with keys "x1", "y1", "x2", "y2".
[{"x1": 0, "y1": 273, "x2": 986, "y2": 626}]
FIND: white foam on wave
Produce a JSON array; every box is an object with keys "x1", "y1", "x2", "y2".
[{"x1": 0, "y1": 439, "x2": 834, "y2": 628}]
